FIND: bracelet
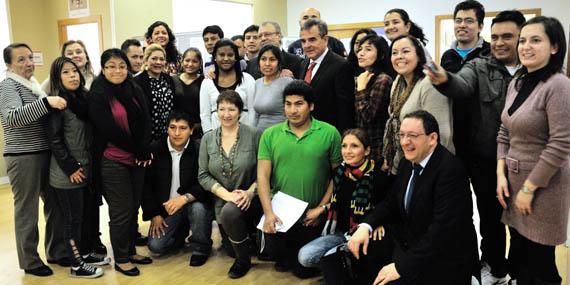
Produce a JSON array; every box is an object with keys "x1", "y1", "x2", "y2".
[
  {"x1": 520, "y1": 185, "x2": 534, "y2": 195},
  {"x1": 184, "y1": 193, "x2": 192, "y2": 202}
]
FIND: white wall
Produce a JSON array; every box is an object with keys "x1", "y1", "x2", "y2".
[{"x1": 287, "y1": 0, "x2": 570, "y2": 62}]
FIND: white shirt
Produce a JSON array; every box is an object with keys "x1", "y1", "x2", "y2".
[
  {"x1": 167, "y1": 137, "x2": 190, "y2": 199},
  {"x1": 308, "y1": 48, "x2": 329, "y2": 80}
]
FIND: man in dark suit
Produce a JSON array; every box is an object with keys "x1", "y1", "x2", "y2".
[
  {"x1": 348, "y1": 110, "x2": 478, "y2": 285},
  {"x1": 246, "y1": 21, "x2": 302, "y2": 79},
  {"x1": 298, "y1": 18, "x2": 354, "y2": 133}
]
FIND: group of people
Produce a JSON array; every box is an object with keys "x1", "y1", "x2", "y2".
[{"x1": 0, "y1": 1, "x2": 569, "y2": 284}]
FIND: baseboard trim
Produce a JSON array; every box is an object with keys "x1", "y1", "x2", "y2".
[{"x1": 0, "y1": 176, "x2": 9, "y2": 185}]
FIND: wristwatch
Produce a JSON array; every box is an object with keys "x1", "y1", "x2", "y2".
[{"x1": 520, "y1": 185, "x2": 534, "y2": 195}]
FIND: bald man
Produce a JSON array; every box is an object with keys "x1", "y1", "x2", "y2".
[{"x1": 287, "y1": 7, "x2": 347, "y2": 58}]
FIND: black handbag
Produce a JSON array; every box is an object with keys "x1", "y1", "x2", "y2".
[{"x1": 320, "y1": 244, "x2": 357, "y2": 285}]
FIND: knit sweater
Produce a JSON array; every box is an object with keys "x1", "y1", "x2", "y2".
[{"x1": 497, "y1": 73, "x2": 570, "y2": 245}]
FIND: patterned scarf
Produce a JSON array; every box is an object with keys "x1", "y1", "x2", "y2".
[
  {"x1": 322, "y1": 159, "x2": 376, "y2": 235},
  {"x1": 383, "y1": 74, "x2": 421, "y2": 170}
]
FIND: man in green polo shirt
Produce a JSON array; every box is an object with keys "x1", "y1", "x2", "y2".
[{"x1": 258, "y1": 80, "x2": 342, "y2": 278}]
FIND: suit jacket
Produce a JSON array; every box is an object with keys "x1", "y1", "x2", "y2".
[
  {"x1": 246, "y1": 49, "x2": 302, "y2": 80},
  {"x1": 142, "y1": 138, "x2": 212, "y2": 221},
  {"x1": 365, "y1": 144, "x2": 477, "y2": 284},
  {"x1": 299, "y1": 51, "x2": 355, "y2": 133}
]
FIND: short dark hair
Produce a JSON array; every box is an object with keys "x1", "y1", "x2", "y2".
[
  {"x1": 168, "y1": 111, "x2": 195, "y2": 127},
  {"x1": 518, "y1": 16, "x2": 567, "y2": 82},
  {"x1": 283, "y1": 80, "x2": 314, "y2": 105},
  {"x1": 243, "y1": 25, "x2": 259, "y2": 38},
  {"x1": 120, "y1": 39, "x2": 141, "y2": 53},
  {"x1": 202, "y1": 25, "x2": 224, "y2": 39},
  {"x1": 453, "y1": 0, "x2": 485, "y2": 25},
  {"x1": 212, "y1": 39, "x2": 243, "y2": 85},
  {"x1": 390, "y1": 35, "x2": 427, "y2": 79},
  {"x1": 403, "y1": 110, "x2": 440, "y2": 140},
  {"x1": 216, "y1": 90, "x2": 244, "y2": 112},
  {"x1": 231, "y1": 35, "x2": 244, "y2": 42},
  {"x1": 100, "y1": 48, "x2": 131, "y2": 75},
  {"x1": 3, "y1": 43, "x2": 32, "y2": 64},
  {"x1": 145, "y1": 21, "x2": 179, "y2": 64},
  {"x1": 49, "y1": 56, "x2": 86, "y2": 96},
  {"x1": 301, "y1": 18, "x2": 328, "y2": 37},
  {"x1": 385, "y1": 9, "x2": 428, "y2": 45},
  {"x1": 257, "y1": 44, "x2": 282, "y2": 71},
  {"x1": 342, "y1": 128, "x2": 371, "y2": 149},
  {"x1": 491, "y1": 10, "x2": 526, "y2": 28}
]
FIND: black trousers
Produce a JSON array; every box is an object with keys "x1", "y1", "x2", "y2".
[
  {"x1": 53, "y1": 187, "x2": 84, "y2": 265},
  {"x1": 270, "y1": 222, "x2": 323, "y2": 270},
  {"x1": 101, "y1": 157, "x2": 145, "y2": 263},
  {"x1": 467, "y1": 156, "x2": 507, "y2": 277},
  {"x1": 79, "y1": 188, "x2": 102, "y2": 255},
  {"x1": 508, "y1": 227, "x2": 561, "y2": 284}
]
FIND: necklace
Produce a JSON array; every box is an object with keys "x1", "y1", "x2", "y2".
[{"x1": 217, "y1": 126, "x2": 240, "y2": 177}]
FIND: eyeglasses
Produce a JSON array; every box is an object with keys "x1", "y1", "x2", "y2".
[
  {"x1": 454, "y1": 17, "x2": 476, "y2": 25},
  {"x1": 398, "y1": 132, "x2": 426, "y2": 140},
  {"x1": 258, "y1": 32, "x2": 277, "y2": 38},
  {"x1": 104, "y1": 65, "x2": 128, "y2": 71}
]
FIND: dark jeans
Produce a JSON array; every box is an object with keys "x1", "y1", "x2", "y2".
[
  {"x1": 219, "y1": 196, "x2": 262, "y2": 242},
  {"x1": 467, "y1": 157, "x2": 507, "y2": 277},
  {"x1": 79, "y1": 189, "x2": 102, "y2": 255},
  {"x1": 53, "y1": 187, "x2": 84, "y2": 264},
  {"x1": 508, "y1": 227, "x2": 561, "y2": 284},
  {"x1": 100, "y1": 157, "x2": 145, "y2": 263},
  {"x1": 147, "y1": 201, "x2": 214, "y2": 256}
]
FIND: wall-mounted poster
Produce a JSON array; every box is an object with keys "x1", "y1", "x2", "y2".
[{"x1": 68, "y1": 0, "x2": 89, "y2": 18}]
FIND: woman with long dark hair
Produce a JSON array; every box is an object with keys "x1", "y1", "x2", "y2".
[
  {"x1": 383, "y1": 9, "x2": 432, "y2": 61},
  {"x1": 88, "y1": 48, "x2": 153, "y2": 276},
  {"x1": 496, "y1": 16, "x2": 570, "y2": 285},
  {"x1": 47, "y1": 56, "x2": 105, "y2": 278},
  {"x1": 145, "y1": 21, "x2": 180, "y2": 75},
  {"x1": 346, "y1": 28, "x2": 377, "y2": 77},
  {"x1": 199, "y1": 39, "x2": 255, "y2": 133},
  {"x1": 172, "y1": 47, "x2": 205, "y2": 137}
]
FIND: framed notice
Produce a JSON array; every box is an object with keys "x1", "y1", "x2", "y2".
[
  {"x1": 32, "y1": 51, "x2": 43, "y2": 66},
  {"x1": 68, "y1": 0, "x2": 90, "y2": 18}
]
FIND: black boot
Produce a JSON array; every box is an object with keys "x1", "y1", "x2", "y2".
[
  {"x1": 228, "y1": 237, "x2": 252, "y2": 279},
  {"x1": 218, "y1": 224, "x2": 235, "y2": 258}
]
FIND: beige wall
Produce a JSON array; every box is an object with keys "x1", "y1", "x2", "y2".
[
  {"x1": 253, "y1": 0, "x2": 288, "y2": 35},
  {"x1": 114, "y1": 0, "x2": 172, "y2": 45}
]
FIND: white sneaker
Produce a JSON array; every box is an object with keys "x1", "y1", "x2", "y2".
[{"x1": 481, "y1": 262, "x2": 510, "y2": 285}]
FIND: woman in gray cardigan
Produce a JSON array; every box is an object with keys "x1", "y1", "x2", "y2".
[
  {"x1": 496, "y1": 16, "x2": 570, "y2": 285},
  {"x1": 198, "y1": 90, "x2": 261, "y2": 279}
]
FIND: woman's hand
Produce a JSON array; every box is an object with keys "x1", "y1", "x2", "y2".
[
  {"x1": 515, "y1": 182, "x2": 537, "y2": 216},
  {"x1": 372, "y1": 226, "x2": 385, "y2": 241},
  {"x1": 356, "y1": 70, "x2": 374, "y2": 91},
  {"x1": 381, "y1": 159, "x2": 390, "y2": 172},
  {"x1": 233, "y1": 189, "x2": 254, "y2": 211},
  {"x1": 496, "y1": 172, "x2": 510, "y2": 209},
  {"x1": 69, "y1": 167, "x2": 86, "y2": 184},
  {"x1": 46, "y1": 96, "x2": 67, "y2": 110}
]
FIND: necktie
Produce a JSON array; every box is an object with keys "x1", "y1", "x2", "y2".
[
  {"x1": 404, "y1": 163, "x2": 423, "y2": 212},
  {"x1": 304, "y1": 62, "x2": 317, "y2": 84}
]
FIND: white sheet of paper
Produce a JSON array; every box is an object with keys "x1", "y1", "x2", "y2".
[{"x1": 257, "y1": 191, "x2": 308, "y2": 233}]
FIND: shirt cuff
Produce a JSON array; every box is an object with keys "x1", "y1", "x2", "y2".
[{"x1": 358, "y1": 223, "x2": 373, "y2": 234}]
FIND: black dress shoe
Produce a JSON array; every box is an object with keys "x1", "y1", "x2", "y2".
[
  {"x1": 135, "y1": 232, "x2": 148, "y2": 246},
  {"x1": 24, "y1": 265, "x2": 53, "y2": 277},
  {"x1": 129, "y1": 256, "x2": 153, "y2": 265},
  {"x1": 189, "y1": 254, "x2": 208, "y2": 267},
  {"x1": 47, "y1": 257, "x2": 72, "y2": 267},
  {"x1": 94, "y1": 242, "x2": 107, "y2": 255},
  {"x1": 274, "y1": 259, "x2": 291, "y2": 272},
  {"x1": 114, "y1": 264, "x2": 140, "y2": 276},
  {"x1": 292, "y1": 266, "x2": 320, "y2": 279},
  {"x1": 228, "y1": 259, "x2": 251, "y2": 279}
]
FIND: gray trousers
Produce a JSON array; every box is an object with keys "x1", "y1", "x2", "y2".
[{"x1": 5, "y1": 153, "x2": 57, "y2": 269}]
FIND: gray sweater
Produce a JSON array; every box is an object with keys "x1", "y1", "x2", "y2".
[{"x1": 253, "y1": 77, "x2": 293, "y2": 131}]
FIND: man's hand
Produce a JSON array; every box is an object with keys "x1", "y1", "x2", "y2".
[
  {"x1": 373, "y1": 263, "x2": 401, "y2": 285},
  {"x1": 279, "y1": 69, "x2": 294, "y2": 78},
  {"x1": 424, "y1": 62, "x2": 448, "y2": 85},
  {"x1": 149, "y1": 215, "x2": 168, "y2": 239},
  {"x1": 163, "y1": 195, "x2": 188, "y2": 215},
  {"x1": 262, "y1": 212, "x2": 282, "y2": 234},
  {"x1": 303, "y1": 207, "x2": 323, "y2": 227},
  {"x1": 347, "y1": 225, "x2": 370, "y2": 259}
]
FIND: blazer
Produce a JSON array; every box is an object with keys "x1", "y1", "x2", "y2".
[
  {"x1": 142, "y1": 138, "x2": 212, "y2": 221},
  {"x1": 246, "y1": 49, "x2": 303, "y2": 80},
  {"x1": 299, "y1": 50, "x2": 355, "y2": 133},
  {"x1": 365, "y1": 144, "x2": 477, "y2": 284}
]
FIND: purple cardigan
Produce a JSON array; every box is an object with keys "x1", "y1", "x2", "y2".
[{"x1": 497, "y1": 73, "x2": 570, "y2": 245}]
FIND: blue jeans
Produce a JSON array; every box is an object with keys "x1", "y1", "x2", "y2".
[
  {"x1": 147, "y1": 201, "x2": 213, "y2": 256},
  {"x1": 298, "y1": 233, "x2": 346, "y2": 268}
]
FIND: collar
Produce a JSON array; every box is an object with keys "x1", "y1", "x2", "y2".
[
  {"x1": 451, "y1": 37, "x2": 486, "y2": 51},
  {"x1": 281, "y1": 117, "x2": 321, "y2": 136},
  {"x1": 167, "y1": 136, "x2": 190, "y2": 154},
  {"x1": 416, "y1": 149, "x2": 434, "y2": 169},
  {"x1": 310, "y1": 48, "x2": 329, "y2": 65}
]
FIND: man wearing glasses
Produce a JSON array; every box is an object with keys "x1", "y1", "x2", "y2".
[{"x1": 348, "y1": 110, "x2": 478, "y2": 285}]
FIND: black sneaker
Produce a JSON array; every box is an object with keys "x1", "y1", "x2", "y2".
[
  {"x1": 82, "y1": 252, "x2": 111, "y2": 266},
  {"x1": 70, "y1": 263, "x2": 104, "y2": 278}
]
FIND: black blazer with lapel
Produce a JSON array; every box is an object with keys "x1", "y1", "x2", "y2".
[
  {"x1": 246, "y1": 49, "x2": 303, "y2": 80},
  {"x1": 142, "y1": 138, "x2": 212, "y2": 221},
  {"x1": 365, "y1": 144, "x2": 477, "y2": 284},
  {"x1": 299, "y1": 50, "x2": 355, "y2": 133}
]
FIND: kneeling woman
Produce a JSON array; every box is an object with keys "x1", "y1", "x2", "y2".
[
  {"x1": 298, "y1": 129, "x2": 393, "y2": 284},
  {"x1": 47, "y1": 57, "x2": 104, "y2": 278}
]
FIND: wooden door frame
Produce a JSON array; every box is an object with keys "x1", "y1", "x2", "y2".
[{"x1": 57, "y1": 15, "x2": 103, "y2": 51}]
